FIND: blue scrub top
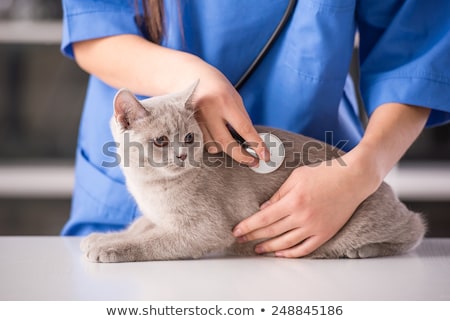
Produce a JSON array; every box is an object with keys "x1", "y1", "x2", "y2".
[{"x1": 61, "y1": 0, "x2": 450, "y2": 236}]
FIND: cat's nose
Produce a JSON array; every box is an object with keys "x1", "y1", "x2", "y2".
[{"x1": 176, "y1": 154, "x2": 187, "y2": 161}]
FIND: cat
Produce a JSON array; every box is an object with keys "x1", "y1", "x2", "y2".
[{"x1": 80, "y1": 82, "x2": 426, "y2": 262}]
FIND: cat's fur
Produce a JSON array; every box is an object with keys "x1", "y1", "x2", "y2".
[{"x1": 81, "y1": 82, "x2": 426, "y2": 262}]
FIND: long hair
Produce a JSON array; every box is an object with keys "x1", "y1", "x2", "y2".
[{"x1": 140, "y1": 0, "x2": 165, "y2": 44}]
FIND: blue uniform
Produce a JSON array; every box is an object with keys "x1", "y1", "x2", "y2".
[{"x1": 61, "y1": 0, "x2": 450, "y2": 236}]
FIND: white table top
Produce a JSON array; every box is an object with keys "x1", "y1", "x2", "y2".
[{"x1": 1, "y1": 237, "x2": 449, "y2": 301}]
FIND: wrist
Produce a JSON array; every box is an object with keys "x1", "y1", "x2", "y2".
[
  {"x1": 341, "y1": 143, "x2": 384, "y2": 196},
  {"x1": 347, "y1": 103, "x2": 430, "y2": 190}
]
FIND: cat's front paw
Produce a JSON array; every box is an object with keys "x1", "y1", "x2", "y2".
[
  {"x1": 85, "y1": 245, "x2": 125, "y2": 263},
  {"x1": 345, "y1": 244, "x2": 386, "y2": 259},
  {"x1": 80, "y1": 233, "x2": 105, "y2": 253},
  {"x1": 80, "y1": 233, "x2": 134, "y2": 263}
]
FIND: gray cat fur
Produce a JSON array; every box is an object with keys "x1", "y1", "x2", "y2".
[{"x1": 81, "y1": 82, "x2": 426, "y2": 262}]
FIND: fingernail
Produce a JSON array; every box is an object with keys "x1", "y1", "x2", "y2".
[
  {"x1": 260, "y1": 148, "x2": 271, "y2": 162},
  {"x1": 248, "y1": 158, "x2": 259, "y2": 168},
  {"x1": 260, "y1": 201, "x2": 271, "y2": 210},
  {"x1": 255, "y1": 245, "x2": 265, "y2": 254},
  {"x1": 275, "y1": 251, "x2": 284, "y2": 257},
  {"x1": 233, "y1": 228, "x2": 243, "y2": 237},
  {"x1": 237, "y1": 236, "x2": 247, "y2": 243},
  {"x1": 208, "y1": 146, "x2": 219, "y2": 154}
]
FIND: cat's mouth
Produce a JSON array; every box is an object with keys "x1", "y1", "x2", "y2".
[
  {"x1": 166, "y1": 161, "x2": 189, "y2": 170},
  {"x1": 168, "y1": 162, "x2": 185, "y2": 168},
  {"x1": 162, "y1": 162, "x2": 193, "y2": 176},
  {"x1": 165, "y1": 159, "x2": 202, "y2": 172}
]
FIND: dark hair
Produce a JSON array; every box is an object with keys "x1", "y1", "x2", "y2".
[{"x1": 141, "y1": 0, "x2": 165, "y2": 44}]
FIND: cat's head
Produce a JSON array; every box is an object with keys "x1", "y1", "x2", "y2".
[{"x1": 111, "y1": 81, "x2": 204, "y2": 176}]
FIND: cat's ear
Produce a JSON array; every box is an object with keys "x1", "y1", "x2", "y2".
[
  {"x1": 181, "y1": 79, "x2": 199, "y2": 110},
  {"x1": 113, "y1": 89, "x2": 148, "y2": 130}
]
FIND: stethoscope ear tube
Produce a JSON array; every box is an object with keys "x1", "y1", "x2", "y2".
[
  {"x1": 234, "y1": 0, "x2": 298, "y2": 91},
  {"x1": 229, "y1": 0, "x2": 297, "y2": 146}
]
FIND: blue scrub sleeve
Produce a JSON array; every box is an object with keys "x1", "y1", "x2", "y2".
[
  {"x1": 61, "y1": 0, "x2": 143, "y2": 59},
  {"x1": 357, "y1": 0, "x2": 450, "y2": 127}
]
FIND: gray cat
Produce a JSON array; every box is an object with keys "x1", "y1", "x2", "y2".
[{"x1": 81, "y1": 82, "x2": 426, "y2": 262}]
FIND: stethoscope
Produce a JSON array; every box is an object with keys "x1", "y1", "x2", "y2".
[
  {"x1": 229, "y1": 0, "x2": 297, "y2": 173},
  {"x1": 234, "y1": 0, "x2": 297, "y2": 91}
]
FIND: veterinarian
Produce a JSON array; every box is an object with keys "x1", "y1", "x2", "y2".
[{"x1": 60, "y1": 0, "x2": 450, "y2": 257}]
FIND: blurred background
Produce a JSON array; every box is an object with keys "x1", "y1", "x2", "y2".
[{"x1": 0, "y1": 1, "x2": 449, "y2": 236}]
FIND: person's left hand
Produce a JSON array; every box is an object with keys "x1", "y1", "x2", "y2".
[{"x1": 232, "y1": 156, "x2": 378, "y2": 257}]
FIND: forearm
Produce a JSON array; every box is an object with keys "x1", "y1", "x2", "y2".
[
  {"x1": 344, "y1": 103, "x2": 430, "y2": 193},
  {"x1": 73, "y1": 34, "x2": 268, "y2": 164},
  {"x1": 73, "y1": 34, "x2": 203, "y2": 96}
]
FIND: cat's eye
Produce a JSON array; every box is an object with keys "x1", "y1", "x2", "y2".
[
  {"x1": 184, "y1": 132, "x2": 194, "y2": 144},
  {"x1": 153, "y1": 135, "x2": 169, "y2": 147}
]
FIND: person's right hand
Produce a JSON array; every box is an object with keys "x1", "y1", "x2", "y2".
[
  {"x1": 184, "y1": 56, "x2": 270, "y2": 165},
  {"x1": 73, "y1": 34, "x2": 269, "y2": 164}
]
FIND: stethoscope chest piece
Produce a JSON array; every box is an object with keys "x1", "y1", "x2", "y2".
[{"x1": 247, "y1": 133, "x2": 286, "y2": 174}]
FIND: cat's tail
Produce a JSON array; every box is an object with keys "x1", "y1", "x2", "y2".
[
  {"x1": 375, "y1": 183, "x2": 427, "y2": 256},
  {"x1": 389, "y1": 204, "x2": 427, "y2": 254},
  {"x1": 357, "y1": 210, "x2": 426, "y2": 259}
]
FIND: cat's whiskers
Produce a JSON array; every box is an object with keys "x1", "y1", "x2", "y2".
[{"x1": 186, "y1": 110, "x2": 197, "y2": 121}]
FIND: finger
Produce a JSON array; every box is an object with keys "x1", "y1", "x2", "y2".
[
  {"x1": 254, "y1": 228, "x2": 308, "y2": 254},
  {"x1": 260, "y1": 175, "x2": 292, "y2": 209},
  {"x1": 208, "y1": 123, "x2": 259, "y2": 166},
  {"x1": 233, "y1": 201, "x2": 288, "y2": 237},
  {"x1": 260, "y1": 188, "x2": 283, "y2": 210},
  {"x1": 237, "y1": 215, "x2": 293, "y2": 243},
  {"x1": 199, "y1": 123, "x2": 220, "y2": 154},
  {"x1": 226, "y1": 111, "x2": 270, "y2": 162},
  {"x1": 275, "y1": 235, "x2": 322, "y2": 258}
]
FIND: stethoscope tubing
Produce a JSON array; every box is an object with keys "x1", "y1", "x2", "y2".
[{"x1": 234, "y1": 0, "x2": 298, "y2": 91}]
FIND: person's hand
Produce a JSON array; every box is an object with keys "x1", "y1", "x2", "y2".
[
  {"x1": 184, "y1": 57, "x2": 270, "y2": 165},
  {"x1": 232, "y1": 155, "x2": 379, "y2": 257},
  {"x1": 73, "y1": 35, "x2": 269, "y2": 165}
]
